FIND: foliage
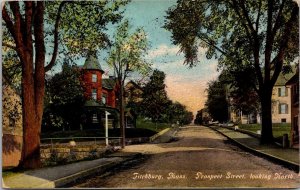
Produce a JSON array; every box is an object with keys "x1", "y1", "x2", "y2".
[
  {"x1": 2, "y1": 77, "x2": 22, "y2": 134},
  {"x1": 106, "y1": 19, "x2": 151, "y2": 147},
  {"x1": 42, "y1": 62, "x2": 85, "y2": 132},
  {"x1": 140, "y1": 69, "x2": 171, "y2": 123},
  {"x1": 194, "y1": 109, "x2": 210, "y2": 125},
  {"x1": 136, "y1": 118, "x2": 171, "y2": 133},
  {"x1": 238, "y1": 123, "x2": 292, "y2": 141},
  {"x1": 107, "y1": 20, "x2": 151, "y2": 82},
  {"x1": 44, "y1": 1, "x2": 128, "y2": 60},
  {"x1": 164, "y1": 0, "x2": 299, "y2": 144},
  {"x1": 168, "y1": 102, "x2": 194, "y2": 125},
  {"x1": 194, "y1": 110, "x2": 203, "y2": 125},
  {"x1": 205, "y1": 80, "x2": 229, "y2": 122},
  {"x1": 2, "y1": 1, "x2": 128, "y2": 168},
  {"x1": 138, "y1": 69, "x2": 193, "y2": 125},
  {"x1": 218, "y1": 68, "x2": 260, "y2": 114}
]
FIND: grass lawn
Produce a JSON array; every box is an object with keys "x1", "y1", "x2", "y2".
[
  {"x1": 41, "y1": 119, "x2": 170, "y2": 142},
  {"x1": 136, "y1": 118, "x2": 171, "y2": 132},
  {"x1": 238, "y1": 123, "x2": 292, "y2": 140}
]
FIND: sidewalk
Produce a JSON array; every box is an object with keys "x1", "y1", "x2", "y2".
[
  {"x1": 3, "y1": 126, "x2": 177, "y2": 188},
  {"x1": 208, "y1": 125, "x2": 299, "y2": 171},
  {"x1": 2, "y1": 152, "x2": 141, "y2": 188}
]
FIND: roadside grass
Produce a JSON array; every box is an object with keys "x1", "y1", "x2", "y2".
[
  {"x1": 41, "y1": 128, "x2": 156, "y2": 142},
  {"x1": 136, "y1": 118, "x2": 171, "y2": 133},
  {"x1": 238, "y1": 123, "x2": 292, "y2": 141},
  {"x1": 41, "y1": 119, "x2": 170, "y2": 142},
  {"x1": 2, "y1": 171, "x2": 21, "y2": 178}
]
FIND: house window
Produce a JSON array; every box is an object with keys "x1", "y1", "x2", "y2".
[
  {"x1": 278, "y1": 87, "x2": 287, "y2": 97},
  {"x1": 92, "y1": 114, "x2": 98, "y2": 123},
  {"x1": 279, "y1": 103, "x2": 288, "y2": 114},
  {"x1": 102, "y1": 94, "x2": 107, "y2": 105},
  {"x1": 281, "y1": 118, "x2": 286, "y2": 123},
  {"x1": 92, "y1": 89, "x2": 97, "y2": 100},
  {"x1": 92, "y1": 74, "x2": 97, "y2": 83}
]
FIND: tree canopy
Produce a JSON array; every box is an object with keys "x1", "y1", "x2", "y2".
[
  {"x1": 140, "y1": 69, "x2": 170, "y2": 123},
  {"x1": 165, "y1": 0, "x2": 299, "y2": 144},
  {"x1": 42, "y1": 62, "x2": 84, "y2": 132},
  {"x1": 106, "y1": 19, "x2": 151, "y2": 147},
  {"x1": 205, "y1": 80, "x2": 229, "y2": 122},
  {"x1": 2, "y1": 1, "x2": 128, "y2": 168}
]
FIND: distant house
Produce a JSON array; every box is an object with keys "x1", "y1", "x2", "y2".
[
  {"x1": 125, "y1": 81, "x2": 143, "y2": 104},
  {"x1": 226, "y1": 85, "x2": 258, "y2": 124},
  {"x1": 285, "y1": 68, "x2": 299, "y2": 148},
  {"x1": 227, "y1": 70, "x2": 295, "y2": 125},
  {"x1": 271, "y1": 71, "x2": 295, "y2": 124}
]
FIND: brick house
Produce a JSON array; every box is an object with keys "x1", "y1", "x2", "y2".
[
  {"x1": 80, "y1": 52, "x2": 136, "y2": 129},
  {"x1": 80, "y1": 52, "x2": 120, "y2": 129},
  {"x1": 285, "y1": 69, "x2": 299, "y2": 148}
]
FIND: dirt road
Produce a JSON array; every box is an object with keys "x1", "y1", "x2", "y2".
[{"x1": 73, "y1": 126, "x2": 299, "y2": 188}]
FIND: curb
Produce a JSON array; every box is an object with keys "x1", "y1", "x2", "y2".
[
  {"x1": 55, "y1": 153, "x2": 142, "y2": 187},
  {"x1": 206, "y1": 125, "x2": 299, "y2": 172},
  {"x1": 149, "y1": 128, "x2": 171, "y2": 142},
  {"x1": 4, "y1": 153, "x2": 142, "y2": 188},
  {"x1": 149, "y1": 127, "x2": 179, "y2": 143}
]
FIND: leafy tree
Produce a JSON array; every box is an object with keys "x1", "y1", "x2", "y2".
[
  {"x1": 219, "y1": 67, "x2": 260, "y2": 117},
  {"x1": 194, "y1": 110, "x2": 203, "y2": 125},
  {"x1": 107, "y1": 20, "x2": 151, "y2": 147},
  {"x1": 205, "y1": 80, "x2": 229, "y2": 122},
  {"x1": 168, "y1": 102, "x2": 193, "y2": 125},
  {"x1": 42, "y1": 62, "x2": 84, "y2": 132},
  {"x1": 2, "y1": 1, "x2": 127, "y2": 168},
  {"x1": 194, "y1": 109, "x2": 211, "y2": 125},
  {"x1": 140, "y1": 70, "x2": 170, "y2": 125},
  {"x1": 164, "y1": 0, "x2": 298, "y2": 144},
  {"x1": 182, "y1": 111, "x2": 194, "y2": 125}
]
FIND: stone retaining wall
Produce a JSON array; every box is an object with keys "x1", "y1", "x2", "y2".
[
  {"x1": 40, "y1": 144, "x2": 111, "y2": 166},
  {"x1": 40, "y1": 137, "x2": 149, "y2": 166}
]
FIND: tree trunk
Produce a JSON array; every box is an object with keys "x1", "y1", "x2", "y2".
[
  {"x1": 259, "y1": 88, "x2": 274, "y2": 144},
  {"x1": 19, "y1": 56, "x2": 43, "y2": 169},
  {"x1": 119, "y1": 81, "x2": 126, "y2": 148}
]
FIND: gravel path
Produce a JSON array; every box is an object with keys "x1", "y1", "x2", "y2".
[{"x1": 74, "y1": 126, "x2": 300, "y2": 188}]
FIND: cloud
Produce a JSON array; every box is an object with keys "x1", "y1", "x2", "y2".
[
  {"x1": 147, "y1": 44, "x2": 182, "y2": 59},
  {"x1": 147, "y1": 44, "x2": 209, "y2": 62}
]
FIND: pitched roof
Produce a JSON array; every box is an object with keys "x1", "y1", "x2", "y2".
[
  {"x1": 102, "y1": 78, "x2": 117, "y2": 90},
  {"x1": 82, "y1": 52, "x2": 104, "y2": 72},
  {"x1": 84, "y1": 99, "x2": 101, "y2": 107},
  {"x1": 275, "y1": 65, "x2": 297, "y2": 86},
  {"x1": 286, "y1": 72, "x2": 299, "y2": 86},
  {"x1": 126, "y1": 80, "x2": 143, "y2": 90}
]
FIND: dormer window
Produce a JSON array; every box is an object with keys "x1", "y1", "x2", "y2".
[
  {"x1": 102, "y1": 94, "x2": 107, "y2": 105},
  {"x1": 92, "y1": 74, "x2": 97, "y2": 83},
  {"x1": 92, "y1": 89, "x2": 97, "y2": 100}
]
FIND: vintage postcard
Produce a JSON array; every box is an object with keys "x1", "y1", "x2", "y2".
[{"x1": 2, "y1": 0, "x2": 300, "y2": 189}]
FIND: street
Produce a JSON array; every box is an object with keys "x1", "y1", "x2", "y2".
[{"x1": 73, "y1": 126, "x2": 299, "y2": 188}]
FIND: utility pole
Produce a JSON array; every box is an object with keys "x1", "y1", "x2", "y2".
[{"x1": 105, "y1": 111, "x2": 111, "y2": 146}]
